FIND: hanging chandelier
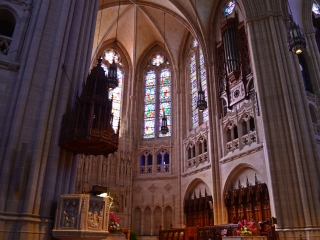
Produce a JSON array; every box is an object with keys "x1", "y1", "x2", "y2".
[
  {"x1": 197, "y1": 84, "x2": 207, "y2": 112},
  {"x1": 160, "y1": 12, "x2": 169, "y2": 135},
  {"x1": 59, "y1": 58, "x2": 120, "y2": 155},
  {"x1": 287, "y1": 1, "x2": 306, "y2": 54},
  {"x1": 107, "y1": 0, "x2": 121, "y2": 90},
  {"x1": 160, "y1": 110, "x2": 169, "y2": 134},
  {"x1": 107, "y1": 50, "x2": 118, "y2": 89},
  {"x1": 195, "y1": 0, "x2": 208, "y2": 111}
]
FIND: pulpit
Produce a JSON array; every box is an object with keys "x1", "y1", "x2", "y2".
[{"x1": 52, "y1": 194, "x2": 112, "y2": 240}]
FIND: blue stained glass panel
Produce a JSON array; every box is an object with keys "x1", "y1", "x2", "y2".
[
  {"x1": 223, "y1": 1, "x2": 235, "y2": 16},
  {"x1": 313, "y1": 3, "x2": 320, "y2": 15}
]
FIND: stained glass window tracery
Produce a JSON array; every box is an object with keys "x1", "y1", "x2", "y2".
[
  {"x1": 190, "y1": 40, "x2": 208, "y2": 128},
  {"x1": 104, "y1": 50, "x2": 119, "y2": 63},
  {"x1": 192, "y1": 39, "x2": 199, "y2": 48},
  {"x1": 151, "y1": 54, "x2": 165, "y2": 66},
  {"x1": 143, "y1": 54, "x2": 171, "y2": 138},
  {"x1": 313, "y1": 3, "x2": 320, "y2": 15},
  {"x1": 223, "y1": 0, "x2": 235, "y2": 17}
]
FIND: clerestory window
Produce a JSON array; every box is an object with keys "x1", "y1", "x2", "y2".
[
  {"x1": 143, "y1": 53, "x2": 171, "y2": 138},
  {"x1": 189, "y1": 39, "x2": 208, "y2": 128}
]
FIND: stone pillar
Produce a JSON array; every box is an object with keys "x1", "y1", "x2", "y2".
[
  {"x1": 0, "y1": 0, "x2": 99, "y2": 239},
  {"x1": 246, "y1": 11, "x2": 320, "y2": 238}
]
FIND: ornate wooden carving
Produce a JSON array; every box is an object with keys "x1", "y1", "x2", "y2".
[
  {"x1": 224, "y1": 182, "x2": 271, "y2": 224},
  {"x1": 184, "y1": 191, "x2": 213, "y2": 227},
  {"x1": 59, "y1": 58, "x2": 119, "y2": 155}
]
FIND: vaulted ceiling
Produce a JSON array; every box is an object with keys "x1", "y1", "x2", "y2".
[
  {"x1": 91, "y1": 0, "x2": 221, "y2": 68},
  {"x1": 91, "y1": 0, "x2": 309, "y2": 68}
]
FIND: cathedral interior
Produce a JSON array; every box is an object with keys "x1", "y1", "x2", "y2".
[{"x1": 0, "y1": 0, "x2": 320, "y2": 239}]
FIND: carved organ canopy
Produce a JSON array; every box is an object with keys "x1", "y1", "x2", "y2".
[{"x1": 59, "y1": 58, "x2": 120, "y2": 155}]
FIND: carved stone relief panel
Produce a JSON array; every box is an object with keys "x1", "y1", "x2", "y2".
[
  {"x1": 87, "y1": 200, "x2": 105, "y2": 230},
  {"x1": 62, "y1": 199, "x2": 79, "y2": 228}
]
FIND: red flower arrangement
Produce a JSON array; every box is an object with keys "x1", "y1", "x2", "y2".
[
  {"x1": 236, "y1": 219, "x2": 257, "y2": 236},
  {"x1": 109, "y1": 212, "x2": 122, "y2": 233}
]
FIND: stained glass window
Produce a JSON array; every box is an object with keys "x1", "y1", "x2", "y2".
[
  {"x1": 109, "y1": 69, "x2": 123, "y2": 131},
  {"x1": 223, "y1": 0, "x2": 235, "y2": 17},
  {"x1": 144, "y1": 70, "x2": 156, "y2": 138},
  {"x1": 143, "y1": 54, "x2": 171, "y2": 138},
  {"x1": 151, "y1": 54, "x2": 165, "y2": 66},
  {"x1": 101, "y1": 49, "x2": 123, "y2": 132},
  {"x1": 192, "y1": 39, "x2": 199, "y2": 48},
  {"x1": 104, "y1": 50, "x2": 119, "y2": 63},
  {"x1": 190, "y1": 41, "x2": 209, "y2": 128},
  {"x1": 159, "y1": 68, "x2": 171, "y2": 137},
  {"x1": 190, "y1": 53, "x2": 199, "y2": 128},
  {"x1": 313, "y1": 3, "x2": 320, "y2": 15},
  {"x1": 199, "y1": 49, "x2": 209, "y2": 122}
]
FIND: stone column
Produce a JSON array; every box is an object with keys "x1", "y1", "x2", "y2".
[
  {"x1": 246, "y1": 11, "x2": 320, "y2": 238},
  {"x1": 0, "y1": 0, "x2": 100, "y2": 239}
]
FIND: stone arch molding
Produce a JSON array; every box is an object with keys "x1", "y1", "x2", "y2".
[
  {"x1": 222, "y1": 163, "x2": 265, "y2": 195},
  {"x1": 184, "y1": 178, "x2": 212, "y2": 201}
]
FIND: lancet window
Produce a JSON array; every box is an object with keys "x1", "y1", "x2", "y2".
[
  {"x1": 143, "y1": 53, "x2": 171, "y2": 138},
  {"x1": 101, "y1": 49, "x2": 123, "y2": 132},
  {"x1": 189, "y1": 39, "x2": 208, "y2": 128},
  {"x1": 223, "y1": 0, "x2": 235, "y2": 17}
]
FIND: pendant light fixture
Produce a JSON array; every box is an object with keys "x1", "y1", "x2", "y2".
[
  {"x1": 160, "y1": 12, "x2": 169, "y2": 135},
  {"x1": 195, "y1": 0, "x2": 207, "y2": 111},
  {"x1": 287, "y1": 0, "x2": 306, "y2": 54},
  {"x1": 107, "y1": 0, "x2": 121, "y2": 89}
]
